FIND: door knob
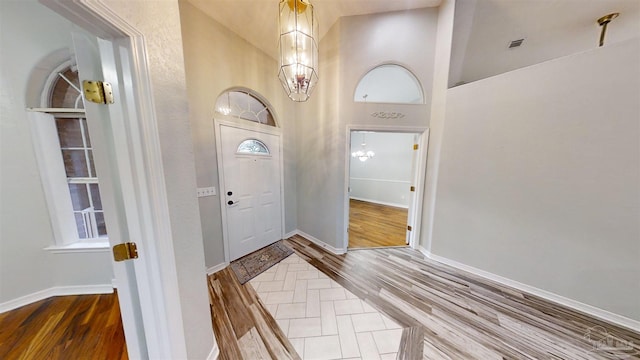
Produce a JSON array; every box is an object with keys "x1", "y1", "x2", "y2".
[{"x1": 227, "y1": 200, "x2": 234, "y2": 205}]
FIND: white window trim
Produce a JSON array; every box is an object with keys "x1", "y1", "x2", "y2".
[
  {"x1": 44, "y1": 240, "x2": 110, "y2": 253},
  {"x1": 353, "y1": 63, "x2": 425, "y2": 105},
  {"x1": 27, "y1": 110, "x2": 110, "y2": 251}
]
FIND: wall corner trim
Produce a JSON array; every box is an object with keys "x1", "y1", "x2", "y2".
[
  {"x1": 295, "y1": 230, "x2": 347, "y2": 255},
  {"x1": 207, "y1": 341, "x2": 220, "y2": 360},
  {"x1": 418, "y1": 250, "x2": 640, "y2": 333},
  {"x1": 206, "y1": 262, "x2": 229, "y2": 276},
  {"x1": 0, "y1": 284, "x2": 114, "y2": 313}
]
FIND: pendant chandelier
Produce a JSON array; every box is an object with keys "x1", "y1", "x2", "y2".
[
  {"x1": 278, "y1": 0, "x2": 319, "y2": 102},
  {"x1": 351, "y1": 133, "x2": 375, "y2": 162}
]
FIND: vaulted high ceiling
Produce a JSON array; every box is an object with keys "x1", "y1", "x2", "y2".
[
  {"x1": 185, "y1": 0, "x2": 442, "y2": 60},
  {"x1": 184, "y1": 0, "x2": 640, "y2": 88}
]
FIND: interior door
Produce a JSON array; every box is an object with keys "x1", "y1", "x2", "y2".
[
  {"x1": 73, "y1": 32, "x2": 147, "y2": 359},
  {"x1": 406, "y1": 135, "x2": 419, "y2": 244},
  {"x1": 219, "y1": 124, "x2": 282, "y2": 261}
]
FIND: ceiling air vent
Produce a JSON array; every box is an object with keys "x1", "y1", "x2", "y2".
[{"x1": 508, "y1": 38, "x2": 525, "y2": 49}]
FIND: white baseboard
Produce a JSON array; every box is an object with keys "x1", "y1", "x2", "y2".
[
  {"x1": 206, "y1": 262, "x2": 229, "y2": 275},
  {"x1": 207, "y1": 341, "x2": 220, "y2": 360},
  {"x1": 349, "y1": 196, "x2": 408, "y2": 209},
  {"x1": 417, "y1": 247, "x2": 640, "y2": 333},
  {"x1": 284, "y1": 230, "x2": 299, "y2": 239},
  {"x1": 0, "y1": 284, "x2": 114, "y2": 313},
  {"x1": 296, "y1": 230, "x2": 347, "y2": 255}
]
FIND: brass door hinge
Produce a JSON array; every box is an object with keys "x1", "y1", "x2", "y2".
[
  {"x1": 410, "y1": 186, "x2": 415, "y2": 192},
  {"x1": 83, "y1": 80, "x2": 114, "y2": 105},
  {"x1": 413, "y1": 144, "x2": 419, "y2": 150},
  {"x1": 407, "y1": 225, "x2": 412, "y2": 231},
  {"x1": 113, "y1": 242, "x2": 138, "y2": 262}
]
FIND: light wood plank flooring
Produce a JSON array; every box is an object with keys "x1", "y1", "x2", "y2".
[
  {"x1": 286, "y1": 235, "x2": 640, "y2": 359},
  {"x1": 208, "y1": 266, "x2": 300, "y2": 359},
  {"x1": 349, "y1": 199, "x2": 408, "y2": 248},
  {"x1": 207, "y1": 235, "x2": 640, "y2": 358},
  {"x1": 0, "y1": 292, "x2": 127, "y2": 360},
  {"x1": 8, "y1": 237, "x2": 637, "y2": 359}
]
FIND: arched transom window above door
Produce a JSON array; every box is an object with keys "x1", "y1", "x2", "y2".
[
  {"x1": 354, "y1": 64, "x2": 424, "y2": 104},
  {"x1": 215, "y1": 89, "x2": 276, "y2": 126}
]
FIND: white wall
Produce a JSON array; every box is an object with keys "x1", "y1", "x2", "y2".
[
  {"x1": 432, "y1": 38, "x2": 640, "y2": 321},
  {"x1": 0, "y1": 1, "x2": 113, "y2": 306},
  {"x1": 297, "y1": 9, "x2": 439, "y2": 250},
  {"x1": 350, "y1": 132, "x2": 415, "y2": 208},
  {"x1": 179, "y1": 1, "x2": 297, "y2": 268}
]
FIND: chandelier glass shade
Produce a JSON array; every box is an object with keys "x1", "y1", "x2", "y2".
[
  {"x1": 352, "y1": 149, "x2": 375, "y2": 162},
  {"x1": 278, "y1": 0, "x2": 319, "y2": 102},
  {"x1": 351, "y1": 133, "x2": 375, "y2": 162}
]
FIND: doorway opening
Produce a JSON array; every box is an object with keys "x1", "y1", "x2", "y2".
[{"x1": 345, "y1": 129, "x2": 428, "y2": 250}]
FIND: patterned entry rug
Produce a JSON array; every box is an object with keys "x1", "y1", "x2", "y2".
[{"x1": 230, "y1": 241, "x2": 293, "y2": 284}]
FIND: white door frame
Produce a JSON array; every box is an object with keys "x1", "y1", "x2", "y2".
[
  {"x1": 41, "y1": 0, "x2": 190, "y2": 358},
  {"x1": 214, "y1": 118, "x2": 286, "y2": 263},
  {"x1": 343, "y1": 125, "x2": 429, "y2": 251}
]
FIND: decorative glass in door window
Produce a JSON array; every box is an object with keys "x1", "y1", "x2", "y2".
[{"x1": 237, "y1": 139, "x2": 270, "y2": 155}]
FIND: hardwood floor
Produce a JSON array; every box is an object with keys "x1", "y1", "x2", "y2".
[
  {"x1": 0, "y1": 292, "x2": 127, "y2": 360},
  {"x1": 349, "y1": 199, "x2": 408, "y2": 248}
]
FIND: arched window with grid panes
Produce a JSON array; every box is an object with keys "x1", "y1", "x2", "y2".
[
  {"x1": 214, "y1": 89, "x2": 277, "y2": 127},
  {"x1": 30, "y1": 61, "x2": 107, "y2": 245}
]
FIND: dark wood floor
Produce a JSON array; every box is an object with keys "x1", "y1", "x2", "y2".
[
  {"x1": 0, "y1": 292, "x2": 127, "y2": 360},
  {"x1": 349, "y1": 199, "x2": 408, "y2": 248}
]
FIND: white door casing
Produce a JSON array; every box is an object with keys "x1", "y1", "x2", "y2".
[
  {"x1": 215, "y1": 120, "x2": 284, "y2": 262},
  {"x1": 406, "y1": 133, "x2": 428, "y2": 244}
]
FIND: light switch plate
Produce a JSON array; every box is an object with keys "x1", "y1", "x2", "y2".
[{"x1": 197, "y1": 187, "x2": 216, "y2": 197}]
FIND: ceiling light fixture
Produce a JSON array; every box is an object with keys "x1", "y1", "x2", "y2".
[
  {"x1": 278, "y1": 0, "x2": 319, "y2": 102},
  {"x1": 351, "y1": 133, "x2": 375, "y2": 162},
  {"x1": 597, "y1": 12, "x2": 619, "y2": 47}
]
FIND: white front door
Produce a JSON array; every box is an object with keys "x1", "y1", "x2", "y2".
[{"x1": 218, "y1": 123, "x2": 283, "y2": 261}]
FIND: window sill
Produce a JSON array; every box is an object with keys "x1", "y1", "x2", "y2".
[{"x1": 45, "y1": 241, "x2": 110, "y2": 254}]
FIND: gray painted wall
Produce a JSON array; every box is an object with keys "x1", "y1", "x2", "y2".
[
  {"x1": 421, "y1": 0, "x2": 455, "y2": 252},
  {"x1": 179, "y1": 1, "x2": 297, "y2": 269},
  {"x1": 297, "y1": 9, "x2": 439, "y2": 249},
  {"x1": 432, "y1": 39, "x2": 640, "y2": 321}
]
